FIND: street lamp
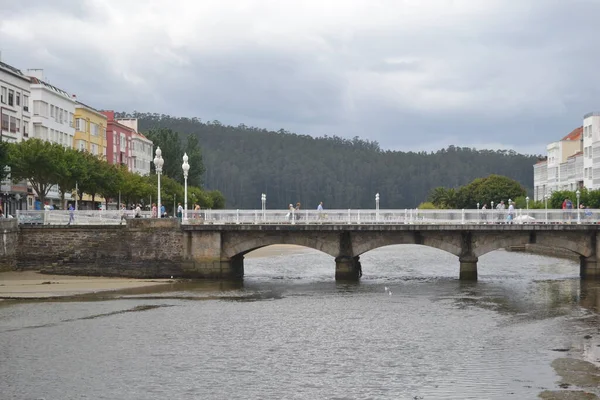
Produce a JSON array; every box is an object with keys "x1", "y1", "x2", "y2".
[
  {"x1": 544, "y1": 194, "x2": 548, "y2": 224},
  {"x1": 182, "y1": 153, "x2": 190, "y2": 221},
  {"x1": 526, "y1": 196, "x2": 529, "y2": 211},
  {"x1": 375, "y1": 193, "x2": 380, "y2": 222},
  {"x1": 576, "y1": 189, "x2": 581, "y2": 224},
  {"x1": 261, "y1": 193, "x2": 266, "y2": 221},
  {"x1": 153, "y1": 147, "x2": 164, "y2": 218}
]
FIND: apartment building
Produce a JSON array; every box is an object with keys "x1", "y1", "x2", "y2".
[
  {"x1": 28, "y1": 69, "x2": 76, "y2": 148},
  {"x1": 74, "y1": 101, "x2": 107, "y2": 158},
  {"x1": 116, "y1": 117, "x2": 152, "y2": 176},
  {"x1": 0, "y1": 60, "x2": 31, "y2": 213},
  {"x1": 534, "y1": 120, "x2": 589, "y2": 201}
]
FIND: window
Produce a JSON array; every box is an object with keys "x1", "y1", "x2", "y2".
[
  {"x1": 59, "y1": 109, "x2": 63, "y2": 124},
  {"x1": 69, "y1": 113, "x2": 74, "y2": 127},
  {"x1": 50, "y1": 105, "x2": 55, "y2": 118},
  {"x1": 23, "y1": 95, "x2": 29, "y2": 112},
  {"x1": 15, "y1": 118, "x2": 20, "y2": 133},
  {"x1": 91, "y1": 143, "x2": 98, "y2": 155},
  {"x1": 23, "y1": 122, "x2": 28, "y2": 138},
  {"x1": 9, "y1": 116, "x2": 16, "y2": 133},
  {"x1": 16, "y1": 92, "x2": 20, "y2": 106},
  {"x1": 1, "y1": 113, "x2": 8, "y2": 131},
  {"x1": 8, "y1": 89, "x2": 14, "y2": 106},
  {"x1": 77, "y1": 139, "x2": 86, "y2": 151},
  {"x1": 76, "y1": 118, "x2": 86, "y2": 132},
  {"x1": 1, "y1": 87, "x2": 6, "y2": 104},
  {"x1": 91, "y1": 123, "x2": 99, "y2": 136}
]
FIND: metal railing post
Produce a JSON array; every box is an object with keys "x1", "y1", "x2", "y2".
[
  {"x1": 461, "y1": 209, "x2": 465, "y2": 225},
  {"x1": 236, "y1": 209, "x2": 239, "y2": 224}
]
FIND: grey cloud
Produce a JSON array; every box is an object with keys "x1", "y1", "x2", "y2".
[{"x1": 2, "y1": 0, "x2": 600, "y2": 153}]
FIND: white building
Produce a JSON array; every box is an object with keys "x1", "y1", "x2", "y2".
[
  {"x1": 583, "y1": 112, "x2": 600, "y2": 189},
  {"x1": 0, "y1": 60, "x2": 31, "y2": 213},
  {"x1": 534, "y1": 123, "x2": 586, "y2": 201},
  {"x1": 1, "y1": 61, "x2": 31, "y2": 143},
  {"x1": 28, "y1": 69, "x2": 77, "y2": 204},
  {"x1": 28, "y1": 69, "x2": 76, "y2": 148}
]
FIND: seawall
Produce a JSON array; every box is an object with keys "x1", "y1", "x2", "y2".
[
  {"x1": 16, "y1": 219, "x2": 184, "y2": 278},
  {"x1": 506, "y1": 244, "x2": 579, "y2": 261}
]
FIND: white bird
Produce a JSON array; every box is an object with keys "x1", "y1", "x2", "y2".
[
  {"x1": 389, "y1": 291, "x2": 392, "y2": 296},
  {"x1": 384, "y1": 286, "x2": 389, "y2": 292},
  {"x1": 170, "y1": 276, "x2": 173, "y2": 279}
]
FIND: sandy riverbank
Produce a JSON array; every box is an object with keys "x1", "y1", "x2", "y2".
[
  {"x1": 0, "y1": 271, "x2": 174, "y2": 299},
  {"x1": 0, "y1": 245, "x2": 309, "y2": 299}
]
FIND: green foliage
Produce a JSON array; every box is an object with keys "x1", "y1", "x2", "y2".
[
  {"x1": 0, "y1": 141, "x2": 11, "y2": 182},
  {"x1": 430, "y1": 175, "x2": 526, "y2": 209},
  {"x1": 7, "y1": 139, "x2": 61, "y2": 203},
  {"x1": 207, "y1": 190, "x2": 226, "y2": 209},
  {"x1": 417, "y1": 202, "x2": 437, "y2": 209},
  {"x1": 145, "y1": 128, "x2": 184, "y2": 181},
  {"x1": 122, "y1": 112, "x2": 539, "y2": 209},
  {"x1": 186, "y1": 134, "x2": 205, "y2": 187}
]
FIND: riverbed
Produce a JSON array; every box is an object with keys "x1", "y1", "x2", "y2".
[{"x1": 0, "y1": 245, "x2": 599, "y2": 399}]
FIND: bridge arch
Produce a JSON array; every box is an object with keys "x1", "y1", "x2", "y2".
[
  {"x1": 473, "y1": 231, "x2": 594, "y2": 258},
  {"x1": 222, "y1": 232, "x2": 340, "y2": 259},
  {"x1": 352, "y1": 232, "x2": 462, "y2": 258}
]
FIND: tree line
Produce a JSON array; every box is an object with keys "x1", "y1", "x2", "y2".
[
  {"x1": 118, "y1": 112, "x2": 541, "y2": 210},
  {"x1": 0, "y1": 139, "x2": 224, "y2": 212}
]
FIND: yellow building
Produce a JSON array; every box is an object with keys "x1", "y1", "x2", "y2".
[
  {"x1": 73, "y1": 102, "x2": 108, "y2": 208},
  {"x1": 73, "y1": 102, "x2": 107, "y2": 159}
]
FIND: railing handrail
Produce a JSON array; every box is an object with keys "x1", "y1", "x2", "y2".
[{"x1": 14, "y1": 208, "x2": 599, "y2": 226}]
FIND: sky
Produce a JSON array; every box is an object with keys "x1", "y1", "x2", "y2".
[{"x1": 1, "y1": 0, "x2": 599, "y2": 155}]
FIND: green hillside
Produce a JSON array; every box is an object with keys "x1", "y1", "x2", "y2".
[{"x1": 122, "y1": 112, "x2": 540, "y2": 210}]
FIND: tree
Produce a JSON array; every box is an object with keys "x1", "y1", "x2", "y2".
[
  {"x1": 7, "y1": 139, "x2": 61, "y2": 204},
  {"x1": 145, "y1": 128, "x2": 183, "y2": 181},
  {"x1": 186, "y1": 133, "x2": 205, "y2": 187},
  {"x1": 458, "y1": 175, "x2": 526, "y2": 209},
  {"x1": 53, "y1": 147, "x2": 85, "y2": 209},
  {"x1": 0, "y1": 141, "x2": 11, "y2": 182}
]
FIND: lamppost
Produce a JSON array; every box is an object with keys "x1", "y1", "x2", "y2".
[
  {"x1": 182, "y1": 153, "x2": 189, "y2": 221},
  {"x1": 375, "y1": 193, "x2": 380, "y2": 222},
  {"x1": 576, "y1": 189, "x2": 581, "y2": 224},
  {"x1": 544, "y1": 194, "x2": 548, "y2": 224},
  {"x1": 261, "y1": 193, "x2": 266, "y2": 221},
  {"x1": 153, "y1": 147, "x2": 164, "y2": 219},
  {"x1": 526, "y1": 196, "x2": 529, "y2": 211}
]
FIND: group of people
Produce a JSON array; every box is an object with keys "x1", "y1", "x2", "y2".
[
  {"x1": 478, "y1": 200, "x2": 517, "y2": 223},
  {"x1": 286, "y1": 201, "x2": 325, "y2": 221}
]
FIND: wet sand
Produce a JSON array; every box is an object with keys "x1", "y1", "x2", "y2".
[
  {"x1": 0, "y1": 271, "x2": 174, "y2": 299},
  {"x1": 0, "y1": 245, "x2": 308, "y2": 299}
]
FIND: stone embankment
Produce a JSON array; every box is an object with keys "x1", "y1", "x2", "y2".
[{"x1": 506, "y1": 244, "x2": 579, "y2": 261}]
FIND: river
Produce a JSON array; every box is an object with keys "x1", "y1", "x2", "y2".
[{"x1": 1, "y1": 245, "x2": 599, "y2": 400}]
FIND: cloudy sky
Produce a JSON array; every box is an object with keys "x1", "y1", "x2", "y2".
[{"x1": 1, "y1": 0, "x2": 599, "y2": 154}]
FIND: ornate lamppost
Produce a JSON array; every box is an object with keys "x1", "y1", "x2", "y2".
[
  {"x1": 153, "y1": 147, "x2": 164, "y2": 218},
  {"x1": 182, "y1": 153, "x2": 190, "y2": 222},
  {"x1": 576, "y1": 189, "x2": 581, "y2": 224}
]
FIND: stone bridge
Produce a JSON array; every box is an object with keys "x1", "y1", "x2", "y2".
[{"x1": 182, "y1": 224, "x2": 600, "y2": 281}]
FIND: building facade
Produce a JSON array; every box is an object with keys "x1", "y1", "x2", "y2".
[
  {"x1": 74, "y1": 102, "x2": 107, "y2": 158},
  {"x1": 0, "y1": 60, "x2": 31, "y2": 214},
  {"x1": 28, "y1": 69, "x2": 77, "y2": 205},
  {"x1": 534, "y1": 119, "x2": 591, "y2": 201}
]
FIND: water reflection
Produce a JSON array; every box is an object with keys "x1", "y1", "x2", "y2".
[{"x1": 0, "y1": 245, "x2": 598, "y2": 400}]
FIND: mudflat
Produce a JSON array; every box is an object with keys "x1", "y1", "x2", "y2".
[{"x1": 0, "y1": 271, "x2": 173, "y2": 299}]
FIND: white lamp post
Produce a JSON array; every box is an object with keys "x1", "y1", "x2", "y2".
[
  {"x1": 544, "y1": 194, "x2": 548, "y2": 224},
  {"x1": 526, "y1": 196, "x2": 529, "y2": 211},
  {"x1": 153, "y1": 147, "x2": 164, "y2": 219},
  {"x1": 261, "y1": 193, "x2": 266, "y2": 221},
  {"x1": 182, "y1": 153, "x2": 190, "y2": 222},
  {"x1": 375, "y1": 193, "x2": 380, "y2": 222},
  {"x1": 576, "y1": 189, "x2": 581, "y2": 224}
]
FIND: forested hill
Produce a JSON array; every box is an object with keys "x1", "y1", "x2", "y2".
[{"x1": 126, "y1": 112, "x2": 540, "y2": 210}]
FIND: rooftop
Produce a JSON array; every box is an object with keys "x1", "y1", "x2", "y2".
[
  {"x1": 29, "y1": 76, "x2": 74, "y2": 100},
  {"x1": 561, "y1": 126, "x2": 582, "y2": 141},
  {"x1": 583, "y1": 112, "x2": 600, "y2": 119},
  {"x1": 0, "y1": 61, "x2": 29, "y2": 81}
]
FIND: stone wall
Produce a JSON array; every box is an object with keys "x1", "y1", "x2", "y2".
[
  {"x1": 17, "y1": 219, "x2": 185, "y2": 278},
  {"x1": 0, "y1": 219, "x2": 19, "y2": 272}
]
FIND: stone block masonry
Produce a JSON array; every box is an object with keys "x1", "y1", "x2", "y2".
[
  {"x1": 17, "y1": 219, "x2": 185, "y2": 278},
  {"x1": 0, "y1": 219, "x2": 19, "y2": 272}
]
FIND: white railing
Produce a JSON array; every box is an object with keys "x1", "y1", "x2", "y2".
[
  {"x1": 16, "y1": 210, "x2": 153, "y2": 225},
  {"x1": 15, "y1": 208, "x2": 600, "y2": 226},
  {"x1": 181, "y1": 208, "x2": 600, "y2": 226}
]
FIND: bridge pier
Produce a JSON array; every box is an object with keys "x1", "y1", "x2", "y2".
[
  {"x1": 580, "y1": 256, "x2": 600, "y2": 280},
  {"x1": 459, "y1": 255, "x2": 478, "y2": 281},
  {"x1": 335, "y1": 255, "x2": 362, "y2": 281}
]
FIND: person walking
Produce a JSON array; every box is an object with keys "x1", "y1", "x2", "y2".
[
  {"x1": 317, "y1": 201, "x2": 324, "y2": 220},
  {"x1": 151, "y1": 203, "x2": 157, "y2": 218},
  {"x1": 68, "y1": 204, "x2": 75, "y2": 225},
  {"x1": 177, "y1": 203, "x2": 183, "y2": 222},
  {"x1": 160, "y1": 204, "x2": 166, "y2": 218}
]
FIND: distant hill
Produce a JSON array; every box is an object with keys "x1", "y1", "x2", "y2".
[{"x1": 123, "y1": 112, "x2": 540, "y2": 209}]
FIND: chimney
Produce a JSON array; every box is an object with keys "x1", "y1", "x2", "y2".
[
  {"x1": 72, "y1": 94, "x2": 77, "y2": 100},
  {"x1": 27, "y1": 69, "x2": 44, "y2": 80},
  {"x1": 101, "y1": 110, "x2": 115, "y2": 121}
]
